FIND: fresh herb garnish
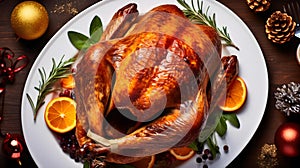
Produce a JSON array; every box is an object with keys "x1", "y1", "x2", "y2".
[
  {"x1": 222, "y1": 113, "x2": 240, "y2": 128},
  {"x1": 27, "y1": 15, "x2": 103, "y2": 121},
  {"x1": 27, "y1": 56, "x2": 75, "y2": 121},
  {"x1": 83, "y1": 161, "x2": 90, "y2": 168},
  {"x1": 206, "y1": 135, "x2": 220, "y2": 158},
  {"x1": 196, "y1": 113, "x2": 240, "y2": 159},
  {"x1": 68, "y1": 15, "x2": 103, "y2": 50},
  {"x1": 215, "y1": 115, "x2": 228, "y2": 137},
  {"x1": 188, "y1": 113, "x2": 240, "y2": 159},
  {"x1": 215, "y1": 113, "x2": 240, "y2": 137},
  {"x1": 177, "y1": 0, "x2": 239, "y2": 50},
  {"x1": 188, "y1": 140, "x2": 199, "y2": 152},
  {"x1": 178, "y1": 0, "x2": 241, "y2": 159}
]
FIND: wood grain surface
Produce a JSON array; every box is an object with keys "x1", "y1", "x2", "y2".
[{"x1": 0, "y1": 0, "x2": 299, "y2": 167}]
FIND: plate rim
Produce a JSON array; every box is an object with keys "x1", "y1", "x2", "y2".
[{"x1": 21, "y1": 0, "x2": 269, "y2": 167}]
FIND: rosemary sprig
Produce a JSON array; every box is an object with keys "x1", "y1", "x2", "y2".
[
  {"x1": 26, "y1": 56, "x2": 76, "y2": 121},
  {"x1": 27, "y1": 15, "x2": 103, "y2": 121},
  {"x1": 177, "y1": 0, "x2": 239, "y2": 50}
]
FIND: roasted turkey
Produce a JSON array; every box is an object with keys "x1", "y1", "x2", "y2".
[{"x1": 73, "y1": 3, "x2": 238, "y2": 165}]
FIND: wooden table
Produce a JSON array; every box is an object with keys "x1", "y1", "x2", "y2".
[{"x1": 0, "y1": 0, "x2": 299, "y2": 167}]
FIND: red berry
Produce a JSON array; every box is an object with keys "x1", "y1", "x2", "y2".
[{"x1": 223, "y1": 145, "x2": 229, "y2": 153}]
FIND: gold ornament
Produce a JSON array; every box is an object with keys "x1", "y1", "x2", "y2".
[{"x1": 10, "y1": 1, "x2": 49, "y2": 40}]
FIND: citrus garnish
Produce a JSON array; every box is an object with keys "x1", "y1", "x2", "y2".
[
  {"x1": 169, "y1": 146, "x2": 195, "y2": 161},
  {"x1": 219, "y1": 76, "x2": 247, "y2": 112},
  {"x1": 130, "y1": 155, "x2": 155, "y2": 168},
  {"x1": 44, "y1": 97, "x2": 76, "y2": 133},
  {"x1": 60, "y1": 74, "x2": 75, "y2": 89}
]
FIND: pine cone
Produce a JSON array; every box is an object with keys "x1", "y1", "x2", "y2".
[
  {"x1": 274, "y1": 82, "x2": 300, "y2": 116},
  {"x1": 246, "y1": 0, "x2": 271, "y2": 13},
  {"x1": 265, "y1": 11, "x2": 296, "y2": 44}
]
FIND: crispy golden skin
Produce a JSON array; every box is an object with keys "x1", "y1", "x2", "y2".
[{"x1": 74, "y1": 3, "x2": 238, "y2": 165}]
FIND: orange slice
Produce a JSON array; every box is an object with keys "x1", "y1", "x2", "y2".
[
  {"x1": 44, "y1": 97, "x2": 76, "y2": 133},
  {"x1": 130, "y1": 155, "x2": 155, "y2": 168},
  {"x1": 219, "y1": 77, "x2": 247, "y2": 112},
  {"x1": 60, "y1": 75, "x2": 75, "y2": 89},
  {"x1": 169, "y1": 146, "x2": 195, "y2": 161}
]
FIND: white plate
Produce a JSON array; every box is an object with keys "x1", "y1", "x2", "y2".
[
  {"x1": 21, "y1": 0, "x2": 268, "y2": 167},
  {"x1": 297, "y1": 43, "x2": 300, "y2": 65}
]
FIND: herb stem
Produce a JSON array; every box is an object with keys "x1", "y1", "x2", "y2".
[
  {"x1": 27, "y1": 56, "x2": 75, "y2": 121},
  {"x1": 177, "y1": 0, "x2": 239, "y2": 50}
]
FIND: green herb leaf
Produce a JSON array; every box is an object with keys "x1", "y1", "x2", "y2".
[
  {"x1": 27, "y1": 56, "x2": 76, "y2": 121},
  {"x1": 89, "y1": 16, "x2": 103, "y2": 43},
  {"x1": 206, "y1": 136, "x2": 220, "y2": 159},
  {"x1": 223, "y1": 113, "x2": 240, "y2": 128},
  {"x1": 188, "y1": 140, "x2": 199, "y2": 151},
  {"x1": 215, "y1": 116, "x2": 227, "y2": 137},
  {"x1": 26, "y1": 94, "x2": 36, "y2": 115},
  {"x1": 198, "y1": 109, "x2": 222, "y2": 142},
  {"x1": 83, "y1": 161, "x2": 90, "y2": 168},
  {"x1": 177, "y1": 0, "x2": 239, "y2": 50},
  {"x1": 68, "y1": 15, "x2": 103, "y2": 50},
  {"x1": 67, "y1": 31, "x2": 90, "y2": 50}
]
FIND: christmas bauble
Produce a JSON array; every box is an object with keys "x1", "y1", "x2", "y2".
[
  {"x1": 10, "y1": 1, "x2": 49, "y2": 40},
  {"x1": 2, "y1": 133, "x2": 25, "y2": 165},
  {"x1": 274, "y1": 122, "x2": 300, "y2": 157}
]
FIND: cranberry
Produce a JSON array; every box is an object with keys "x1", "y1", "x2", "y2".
[
  {"x1": 204, "y1": 149, "x2": 210, "y2": 155},
  {"x1": 196, "y1": 157, "x2": 202, "y2": 163},
  {"x1": 223, "y1": 145, "x2": 229, "y2": 153},
  {"x1": 202, "y1": 154, "x2": 208, "y2": 160}
]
